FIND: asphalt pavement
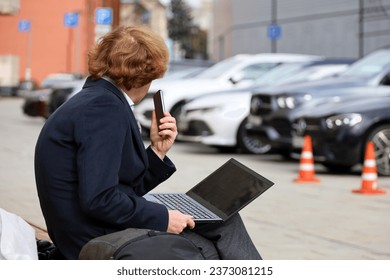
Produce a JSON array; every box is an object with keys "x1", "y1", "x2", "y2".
[{"x1": 1, "y1": 97, "x2": 390, "y2": 260}]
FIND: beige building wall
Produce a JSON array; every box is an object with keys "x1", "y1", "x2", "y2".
[
  {"x1": 144, "y1": 0, "x2": 167, "y2": 39},
  {"x1": 120, "y1": 0, "x2": 167, "y2": 40},
  {"x1": 209, "y1": 0, "x2": 232, "y2": 61}
]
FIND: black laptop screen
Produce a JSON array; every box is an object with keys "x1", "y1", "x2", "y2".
[{"x1": 187, "y1": 159, "x2": 274, "y2": 218}]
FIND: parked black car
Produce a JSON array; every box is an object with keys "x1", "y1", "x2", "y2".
[
  {"x1": 176, "y1": 58, "x2": 354, "y2": 155},
  {"x1": 290, "y1": 94, "x2": 390, "y2": 176},
  {"x1": 22, "y1": 88, "x2": 52, "y2": 118},
  {"x1": 47, "y1": 79, "x2": 84, "y2": 115},
  {"x1": 246, "y1": 48, "x2": 390, "y2": 155},
  {"x1": 0, "y1": 79, "x2": 38, "y2": 97},
  {"x1": 22, "y1": 79, "x2": 84, "y2": 118}
]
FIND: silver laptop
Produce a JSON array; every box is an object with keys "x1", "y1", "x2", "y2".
[{"x1": 145, "y1": 158, "x2": 274, "y2": 223}]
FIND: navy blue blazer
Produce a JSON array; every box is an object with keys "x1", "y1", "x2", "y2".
[{"x1": 35, "y1": 77, "x2": 176, "y2": 259}]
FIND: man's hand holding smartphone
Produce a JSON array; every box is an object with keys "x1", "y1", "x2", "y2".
[
  {"x1": 153, "y1": 90, "x2": 165, "y2": 132},
  {"x1": 151, "y1": 90, "x2": 177, "y2": 159}
]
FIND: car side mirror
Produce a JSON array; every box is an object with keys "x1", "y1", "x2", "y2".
[{"x1": 229, "y1": 73, "x2": 244, "y2": 85}]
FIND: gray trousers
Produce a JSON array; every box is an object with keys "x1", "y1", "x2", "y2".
[{"x1": 181, "y1": 214, "x2": 262, "y2": 260}]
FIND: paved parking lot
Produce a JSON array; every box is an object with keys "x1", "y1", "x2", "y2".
[{"x1": 1, "y1": 97, "x2": 389, "y2": 260}]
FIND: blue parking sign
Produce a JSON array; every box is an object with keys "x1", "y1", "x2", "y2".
[
  {"x1": 18, "y1": 20, "x2": 31, "y2": 32},
  {"x1": 95, "y1": 8, "x2": 113, "y2": 25},
  {"x1": 267, "y1": 24, "x2": 281, "y2": 40},
  {"x1": 64, "y1": 12, "x2": 79, "y2": 28}
]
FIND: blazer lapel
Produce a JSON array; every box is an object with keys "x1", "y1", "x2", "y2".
[
  {"x1": 86, "y1": 77, "x2": 148, "y2": 164},
  {"x1": 127, "y1": 107, "x2": 148, "y2": 164}
]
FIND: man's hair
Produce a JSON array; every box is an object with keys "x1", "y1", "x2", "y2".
[{"x1": 88, "y1": 25, "x2": 169, "y2": 90}]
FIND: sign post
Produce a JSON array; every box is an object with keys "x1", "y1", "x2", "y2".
[
  {"x1": 64, "y1": 12, "x2": 79, "y2": 28},
  {"x1": 267, "y1": 24, "x2": 281, "y2": 40},
  {"x1": 18, "y1": 20, "x2": 32, "y2": 80},
  {"x1": 94, "y1": 7, "x2": 113, "y2": 42},
  {"x1": 64, "y1": 12, "x2": 81, "y2": 74},
  {"x1": 267, "y1": 24, "x2": 281, "y2": 53}
]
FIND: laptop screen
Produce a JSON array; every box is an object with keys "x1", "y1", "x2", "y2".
[{"x1": 186, "y1": 158, "x2": 274, "y2": 219}]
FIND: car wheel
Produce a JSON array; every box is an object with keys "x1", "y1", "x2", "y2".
[
  {"x1": 367, "y1": 124, "x2": 390, "y2": 176},
  {"x1": 236, "y1": 118, "x2": 271, "y2": 154}
]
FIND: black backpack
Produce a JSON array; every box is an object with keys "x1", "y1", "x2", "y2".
[{"x1": 79, "y1": 228, "x2": 206, "y2": 260}]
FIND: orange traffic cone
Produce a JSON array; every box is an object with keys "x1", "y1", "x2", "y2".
[
  {"x1": 294, "y1": 135, "x2": 320, "y2": 183},
  {"x1": 352, "y1": 142, "x2": 386, "y2": 195}
]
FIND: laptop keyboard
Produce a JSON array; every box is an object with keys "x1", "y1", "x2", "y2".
[{"x1": 153, "y1": 193, "x2": 215, "y2": 220}]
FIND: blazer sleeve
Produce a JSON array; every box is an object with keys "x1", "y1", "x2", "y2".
[
  {"x1": 75, "y1": 97, "x2": 169, "y2": 231},
  {"x1": 130, "y1": 146, "x2": 176, "y2": 196}
]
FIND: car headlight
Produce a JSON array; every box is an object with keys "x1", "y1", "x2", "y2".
[
  {"x1": 276, "y1": 96, "x2": 296, "y2": 109},
  {"x1": 325, "y1": 113, "x2": 362, "y2": 130}
]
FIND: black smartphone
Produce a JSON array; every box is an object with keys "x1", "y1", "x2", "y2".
[{"x1": 153, "y1": 90, "x2": 165, "y2": 131}]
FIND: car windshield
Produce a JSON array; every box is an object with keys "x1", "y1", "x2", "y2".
[
  {"x1": 195, "y1": 56, "x2": 247, "y2": 79},
  {"x1": 163, "y1": 67, "x2": 205, "y2": 80},
  {"x1": 339, "y1": 49, "x2": 390, "y2": 79},
  {"x1": 274, "y1": 65, "x2": 348, "y2": 85},
  {"x1": 240, "y1": 63, "x2": 280, "y2": 79},
  {"x1": 251, "y1": 63, "x2": 306, "y2": 86}
]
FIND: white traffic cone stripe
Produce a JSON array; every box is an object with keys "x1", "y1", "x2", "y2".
[
  {"x1": 364, "y1": 159, "x2": 376, "y2": 167},
  {"x1": 301, "y1": 151, "x2": 313, "y2": 158},
  {"x1": 299, "y1": 163, "x2": 314, "y2": 171},
  {"x1": 362, "y1": 173, "x2": 378, "y2": 181}
]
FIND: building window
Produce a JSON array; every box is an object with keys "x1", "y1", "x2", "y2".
[
  {"x1": 141, "y1": 10, "x2": 150, "y2": 24},
  {"x1": 0, "y1": 0, "x2": 20, "y2": 15}
]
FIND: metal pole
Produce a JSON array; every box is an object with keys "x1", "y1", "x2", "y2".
[
  {"x1": 271, "y1": 0, "x2": 277, "y2": 53},
  {"x1": 75, "y1": 12, "x2": 81, "y2": 74},
  {"x1": 358, "y1": 0, "x2": 364, "y2": 58},
  {"x1": 25, "y1": 29, "x2": 32, "y2": 80},
  {"x1": 66, "y1": 28, "x2": 72, "y2": 72}
]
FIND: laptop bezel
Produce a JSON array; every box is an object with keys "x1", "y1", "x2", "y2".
[{"x1": 186, "y1": 158, "x2": 274, "y2": 222}]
